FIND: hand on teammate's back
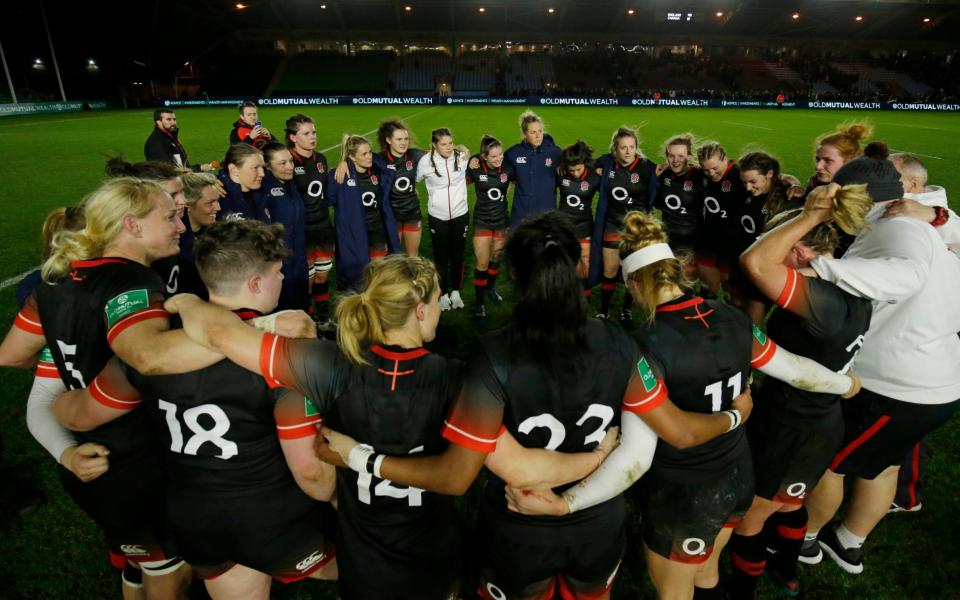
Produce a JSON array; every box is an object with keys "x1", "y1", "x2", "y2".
[
  {"x1": 842, "y1": 371, "x2": 862, "y2": 399},
  {"x1": 732, "y1": 387, "x2": 753, "y2": 423},
  {"x1": 505, "y1": 486, "x2": 569, "y2": 517},
  {"x1": 61, "y1": 443, "x2": 110, "y2": 482},
  {"x1": 882, "y1": 198, "x2": 936, "y2": 223},
  {"x1": 272, "y1": 310, "x2": 317, "y2": 339}
]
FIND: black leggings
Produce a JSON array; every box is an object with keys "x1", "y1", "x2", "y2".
[{"x1": 428, "y1": 213, "x2": 469, "y2": 294}]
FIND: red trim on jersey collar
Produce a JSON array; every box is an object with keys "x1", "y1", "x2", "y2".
[
  {"x1": 385, "y1": 149, "x2": 408, "y2": 163},
  {"x1": 616, "y1": 156, "x2": 640, "y2": 172},
  {"x1": 70, "y1": 258, "x2": 132, "y2": 269},
  {"x1": 233, "y1": 309, "x2": 262, "y2": 321},
  {"x1": 480, "y1": 159, "x2": 502, "y2": 174},
  {"x1": 655, "y1": 296, "x2": 704, "y2": 313},
  {"x1": 371, "y1": 345, "x2": 429, "y2": 361},
  {"x1": 721, "y1": 161, "x2": 736, "y2": 180},
  {"x1": 291, "y1": 149, "x2": 314, "y2": 164}
]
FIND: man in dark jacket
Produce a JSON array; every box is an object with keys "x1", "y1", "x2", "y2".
[{"x1": 144, "y1": 109, "x2": 214, "y2": 172}]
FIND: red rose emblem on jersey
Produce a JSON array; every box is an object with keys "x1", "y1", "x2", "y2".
[
  {"x1": 406, "y1": 161, "x2": 413, "y2": 170},
  {"x1": 580, "y1": 181, "x2": 589, "y2": 191},
  {"x1": 545, "y1": 158, "x2": 553, "y2": 167},
  {"x1": 500, "y1": 173, "x2": 508, "y2": 183},
  {"x1": 683, "y1": 180, "x2": 693, "y2": 191},
  {"x1": 371, "y1": 175, "x2": 379, "y2": 185},
  {"x1": 317, "y1": 164, "x2": 326, "y2": 174},
  {"x1": 630, "y1": 173, "x2": 640, "y2": 184},
  {"x1": 722, "y1": 180, "x2": 732, "y2": 192}
]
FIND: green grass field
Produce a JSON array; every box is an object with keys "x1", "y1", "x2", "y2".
[{"x1": 0, "y1": 106, "x2": 958, "y2": 599}]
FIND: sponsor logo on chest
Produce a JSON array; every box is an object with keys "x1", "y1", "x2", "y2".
[{"x1": 294, "y1": 166, "x2": 306, "y2": 175}]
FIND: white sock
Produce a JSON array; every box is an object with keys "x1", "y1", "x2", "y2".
[
  {"x1": 835, "y1": 523, "x2": 866, "y2": 549},
  {"x1": 805, "y1": 531, "x2": 819, "y2": 543}
]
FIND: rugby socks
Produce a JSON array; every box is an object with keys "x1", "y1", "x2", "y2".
[
  {"x1": 768, "y1": 507, "x2": 808, "y2": 581},
  {"x1": 729, "y1": 531, "x2": 766, "y2": 599},
  {"x1": 600, "y1": 275, "x2": 617, "y2": 315},
  {"x1": 474, "y1": 269, "x2": 488, "y2": 307},
  {"x1": 622, "y1": 288, "x2": 634, "y2": 311},
  {"x1": 693, "y1": 584, "x2": 726, "y2": 599},
  {"x1": 836, "y1": 522, "x2": 866, "y2": 550},
  {"x1": 582, "y1": 280, "x2": 593, "y2": 298},
  {"x1": 311, "y1": 281, "x2": 330, "y2": 320},
  {"x1": 487, "y1": 260, "x2": 500, "y2": 291}
]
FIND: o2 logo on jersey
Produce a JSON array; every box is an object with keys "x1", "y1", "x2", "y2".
[
  {"x1": 394, "y1": 176, "x2": 412, "y2": 192},
  {"x1": 741, "y1": 215, "x2": 757, "y2": 234},
  {"x1": 785, "y1": 482, "x2": 807, "y2": 499},
  {"x1": 704, "y1": 196, "x2": 727, "y2": 218},
  {"x1": 487, "y1": 188, "x2": 504, "y2": 202},
  {"x1": 664, "y1": 194, "x2": 686, "y2": 214},
  {"x1": 307, "y1": 180, "x2": 323, "y2": 199},
  {"x1": 566, "y1": 194, "x2": 583, "y2": 211},
  {"x1": 157, "y1": 399, "x2": 238, "y2": 460},
  {"x1": 361, "y1": 192, "x2": 378, "y2": 207},
  {"x1": 721, "y1": 180, "x2": 732, "y2": 192},
  {"x1": 611, "y1": 187, "x2": 631, "y2": 204},
  {"x1": 518, "y1": 403, "x2": 615, "y2": 450}
]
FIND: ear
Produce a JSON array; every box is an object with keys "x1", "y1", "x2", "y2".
[
  {"x1": 121, "y1": 214, "x2": 141, "y2": 236},
  {"x1": 415, "y1": 302, "x2": 426, "y2": 322},
  {"x1": 247, "y1": 274, "x2": 262, "y2": 295}
]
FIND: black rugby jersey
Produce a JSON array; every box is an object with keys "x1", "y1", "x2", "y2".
[
  {"x1": 260, "y1": 337, "x2": 462, "y2": 536},
  {"x1": 759, "y1": 269, "x2": 871, "y2": 422},
  {"x1": 33, "y1": 257, "x2": 168, "y2": 459},
  {"x1": 467, "y1": 155, "x2": 514, "y2": 227},
  {"x1": 655, "y1": 166, "x2": 705, "y2": 241},
  {"x1": 556, "y1": 168, "x2": 601, "y2": 239},
  {"x1": 355, "y1": 169, "x2": 384, "y2": 234},
  {"x1": 702, "y1": 162, "x2": 747, "y2": 252},
  {"x1": 736, "y1": 193, "x2": 772, "y2": 255},
  {"x1": 291, "y1": 150, "x2": 331, "y2": 234},
  {"x1": 151, "y1": 255, "x2": 181, "y2": 296},
  {"x1": 128, "y1": 311, "x2": 320, "y2": 499},
  {"x1": 382, "y1": 148, "x2": 426, "y2": 216},
  {"x1": 630, "y1": 294, "x2": 774, "y2": 481},
  {"x1": 443, "y1": 319, "x2": 637, "y2": 541},
  {"x1": 605, "y1": 156, "x2": 653, "y2": 225}
]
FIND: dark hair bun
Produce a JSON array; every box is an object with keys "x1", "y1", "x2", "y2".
[{"x1": 863, "y1": 141, "x2": 890, "y2": 160}]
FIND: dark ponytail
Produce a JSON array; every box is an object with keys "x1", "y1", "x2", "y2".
[
  {"x1": 105, "y1": 156, "x2": 181, "y2": 181},
  {"x1": 504, "y1": 212, "x2": 587, "y2": 373}
]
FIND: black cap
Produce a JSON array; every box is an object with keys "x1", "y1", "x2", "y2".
[{"x1": 832, "y1": 141, "x2": 903, "y2": 202}]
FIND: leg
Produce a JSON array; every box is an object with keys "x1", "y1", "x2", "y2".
[
  {"x1": 892, "y1": 439, "x2": 926, "y2": 512},
  {"x1": 203, "y1": 564, "x2": 272, "y2": 600},
  {"x1": 142, "y1": 560, "x2": 192, "y2": 600},
  {"x1": 600, "y1": 248, "x2": 620, "y2": 317},
  {"x1": 447, "y1": 215, "x2": 469, "y2": 308},
  {"x1": 429, "y1": 216, "x2": 452, "y2": 294},
  {"x1": 121, "y1": 563, "x2": 146, "y2": 600},
  {"x1": 696, "y1": 264, "x2": 722, "y2": 297},
  {"x1": 844, "y1": 466, "x2": 899, "y2": 539},
  {"x1": 307, "y1": 557, "x2": 338, "y2": 580},
  {"x1": 401, "y1": 224, "x2": 422, "y2": 257},
  {"x1": 644, "y1": 543, "x2": 699, "y2": 600},
  {"x1": 473, "y1": 234, "x2": 491, "y2": 313},
  {"x1": 693, "y1": 526, "x2": 732, "y2": 592},
  {"x1": 487, "y1": 233, "x2": 507, "y2": 297},
  {"x1": 805, "y1": 469, "x2": 844, "y2": 535},
  {"x1": 766, "y1": 504, "x2": 807, "y2": 586}
]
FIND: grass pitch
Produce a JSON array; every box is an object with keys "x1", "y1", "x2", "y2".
[{"x1": 0, "y1": 106, "x2": 958, "y2": 599}]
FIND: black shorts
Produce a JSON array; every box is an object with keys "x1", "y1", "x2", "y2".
[
  {"x1": 748, "y1": 406, "x2": 844, "y2": 506},
  {"x1": 367, "y1": 227, "x2": 388, "y2": 255},
  {"x1": 306, "y1": 218, "x2": 336, "y2": 254},
  {"x1": 831, "y1": 388, "x2": 960, "y2": 479},
  {"x1": 171, "y1": 488, "x2": 335, "y2": 583},
  {"x1": 474, "y1": 216, "x2": 509, "y2": 234},
  {"x1": 335, "y1": 504, "x2": 462, "y2": 600},
  {"x1": 393, "y1": 206, "x2": 423, "y2": 227},
  {"x1": 476, "y1": 501, "x2": 625, "y2": 600},
  {"x1": 58, "y1": 454, "x2": 174, "y2": 566},
  {"x1": 640, "y1": 449, "x2": 754, "y2": 564},
  {"x1": 602, "y1": 221, "x2": 624, "y2": 249}
]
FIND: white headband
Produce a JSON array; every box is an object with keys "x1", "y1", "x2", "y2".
[{"x1": 621, "y1": 243, "x2": 675, "y2": 283}]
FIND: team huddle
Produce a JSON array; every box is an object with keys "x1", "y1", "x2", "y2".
[{"x1": 1, "y1": 102, "x2": 959, "y2": 600}]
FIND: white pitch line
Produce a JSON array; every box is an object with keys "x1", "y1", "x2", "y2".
[
  {"x1": 319, "y1": 106, "x2": 440, "y2": 152},
  {"x1": 0, "y1": 268, "x2": 34, "y2": 290},
  {"x1": 889, "y1": 148, "x2": 943, "y2": 160},
  {"x1": 723, "y1": 121, "x2": 774, "y2": 131}
]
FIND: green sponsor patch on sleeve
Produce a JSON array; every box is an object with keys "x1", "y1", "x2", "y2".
[
  {"x1": 104, "y1": 289, "x2": 150, "y2": 328},
  {"x1": 636, "y1": 356, "x2": 657, "y2": 393},
  {"x1": 304, "y1": 396, "x2": 320, "y2": 417},
  {"x1": 752, "y1": 324, "x2": 767, "y2": 345},
  {"x1": 39, "y1": 347, "x2": 53, "y2": 362}
]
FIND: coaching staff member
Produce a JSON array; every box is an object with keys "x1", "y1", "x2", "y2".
[{"x1": 144, "y1": 109, "x2": 214, "y2": 172}]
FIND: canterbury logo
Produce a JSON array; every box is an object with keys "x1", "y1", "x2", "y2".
[{"x1": 296, "y1": 550, "x2": 326, "y2": 572}]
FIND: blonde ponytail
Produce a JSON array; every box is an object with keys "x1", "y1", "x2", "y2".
[
  {"x1": 830, "y1": 183, "x2": 872, "y2": 236},
  {"x1": 335, "y1": 255, "x2": 439, "y2": 364}
]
